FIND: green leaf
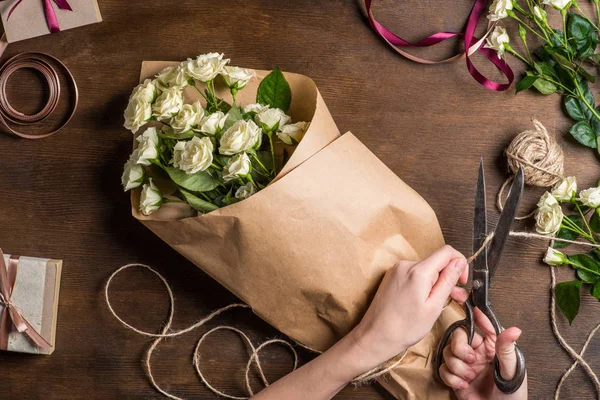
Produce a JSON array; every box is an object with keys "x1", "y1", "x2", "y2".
[
  {"x1": 534, "y1": 62, "x2": 557, "y2": 78},
  {"x1": 568, "y1": 254, "x2": 600, "y2": 283},
  {"x1": 590, "y1": 209, "x2": 600, "y2": 233},
  {"x1": 554, "y1": 215, "x2": 584, "y2": 249},
  {"x1": 532, "y1": 78, "x2": 557, "y2": 95},
  {"x1": 569, "y1": 121, "x2": 598, "y2": 148},
  {"x1": 568, "y1": 12, "x2": 594, "y2": 47},
  {"x1": 164, "y1": 166, "x2": 219, "y2": 192},
  {"x1": 256, "y1": 67, "x2": 292, "y2": 113},
  {"x1": 551, "y1": 52, "x2": 575, "y2": 72},
  {"x1": 555, "y1": 280, "x2": 582, "y2": 324},
  {"x1": 564, "y1": 97, "x2": 592, "y2": 121},
  {"x1": 179, "y1": 188, "x2": 219, "y2": 212},
  {"x1": 591, "y1": 281, "x2": 600, "y2": 300},
  {"x1": 223, "y1": 105, "x2": 243, "y2": 131},
  {"x1": 159, "y1": 127, "x2": 196, "y2": 140},
  {"x1": 591, "y1": 116, "x2": 600, "y2": 138},
  {"x1": 578, "y1": 78, "x2": 595, "y2": 108},
  {"x1": 516, "y1": 75, "x2": 538, "y2": 93}
]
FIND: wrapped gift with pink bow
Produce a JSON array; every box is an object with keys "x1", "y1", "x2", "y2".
[
  {"x1": 0, "y1": 249, "x2": 62, "y2": 354},
  {"x1": 0, "y1": 0, "x2": 102, "y2": 43}
]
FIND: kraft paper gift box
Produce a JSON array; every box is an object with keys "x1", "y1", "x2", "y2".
[
  {"x1": 0, "y1": 252, "x2": 62, "y2": 355},
  {"x1": 131, "y1": 61, "x2": 464, "y2": 399},
  {"x1": 0, "y1": 0, "x2": 102, "y2": 43}
]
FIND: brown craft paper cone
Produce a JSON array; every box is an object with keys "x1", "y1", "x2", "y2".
[{"x1": 131, "y1": 61, "x2": 463, "y2": 399}]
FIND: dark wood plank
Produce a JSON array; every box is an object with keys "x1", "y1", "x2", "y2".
[{"x1": 0, "y1": 0, "x2": 598, "y2": 398}]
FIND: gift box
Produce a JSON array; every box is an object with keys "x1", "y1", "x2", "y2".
[
  {"x1": 0, "y1": 0, "x2": 102, "y2": 43},
  {"x1": 0, "y1": 250, "x2": 62, "y2": 355},
  {"x1": 131, "y1": 61, "x2": 463, "y2": 399}
]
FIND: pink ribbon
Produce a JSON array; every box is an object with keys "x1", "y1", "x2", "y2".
[
  {"x1": 2, "y1": 0, "x2": 72, "y2": 33},
  {"x1": 365, "y1": 0, "x2": 514, "y2": 91}
]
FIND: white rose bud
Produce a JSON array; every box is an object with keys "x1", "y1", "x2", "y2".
[
  {"x1": 124, "y1": 97, "x2": 152, "y2": 133},
  {"x1": 537, "y1": 191, "x2": 559, "y2": 208},
  {"x1": 171, "y1": 101, "x2": 205, "y2": 133},
  {"x1": 484, "y1": 26, "x2": 510, "y2": 59},
  {"x1": 171, "y1": 136, "x2": 214, "y2": 174},
  {"x1": 543, "y1": 0, "x2": 571, "y2": 11},
  {"x1": 121, "y1": 158, "x2": 144, "y2": 191},
  {"x1": 277, "y1": 121, "x2": 309, "y2": 145},
  {"x1": 135, "y1": 127, "x2": 159, "y2": 166},
  {"x1": 551, "y1": 176, "x2": 577, "y2": 201},
  {"x1": 222, "y1": 153, "x2": 252, "y2": 182},
  {"x1": 578, "y1": 187, "x2": 600, "y2": 208},
  {"x1": 487, "y1": 0, "x2": 513, "y2": 21},
  {"x1": 235, "y1": 182, "x2": 256, "y2": 200},
  {"x1": 139, "y1": 178, "x2": 163, "y2": 216},
  {"x1": 152, "y1": 87, "x2": 184, "y2": 120},
  {"x1": 533, "y1": 5, "x2": 546, "y2": 20},
  {"x1": 222, "y1": 66, "x2": 255, "y2": 90},
  {"x1": 543, "y1": 247, "x2": 567, "y2": 266},
  {"x1": 130, "y1": 79, "x2": 157, "y2": 103},
  {"x1": 197, "y1": 111, "x2": 227, "y2": 136},
  {"x1": 243, "y1": 103, "x2": 269, "y2": 114},
  {"x1": 219, "y1": 119, "x2": 262, "y2": 155},
  {"x1": 255, "y1": 108, "x2": 291, "y2": 132},
  {"x1": 184, "y1": 53, "x2": 229, "y2": 82},
  {"x1": 535, "y1": 203, "x2": 564, "y2": 235}
]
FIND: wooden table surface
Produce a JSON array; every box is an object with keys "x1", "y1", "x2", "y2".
[{"x1": 0, "y1": 0, "x2": 599, "y2": 398}]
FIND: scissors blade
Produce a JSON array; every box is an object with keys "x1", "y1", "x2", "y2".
[
  {"x1": 473, "y1": 159, "x2": 488, "y2": 273},
  {"x1": 487, "y1": 167, "x2": 524, "y2": 280}
]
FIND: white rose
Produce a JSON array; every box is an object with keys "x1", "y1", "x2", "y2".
[
  {"x1": 484, "y1": 26, "x2": 510, "y2": 59},
  {"x1": 277, "y1": 121, "x2": 309, "y2": 145},
  {"x1": 154, "y1": 65, "x2": 190, "y2": 90},
  {"x1": 223, "y1": 153, "x2": 251, "y2": 182},
  {"x1": 537, "y1": 191, "x2": 559, "y2": 208},
  {"x1": 578, "y1": 187, "x2": 600, "y2": 208},
  {"x1": 222, "y1": 66, "x2": 255, "y2": 90},
  {"x1": 535, "y1": 203, "x2": 564, "y2": 235},
  {"x1": 487, "y1": 0, "x2": 513, "y2": 21},
  {"x1": 543, "y1": 247, "x2": 566, "y2": 266},
  {"x1": 152, "y1": 87, "x2": 184, "y2": 120},
  {"x1": 219, "y1": 119, "x2": 262, "y2": 155},
  {"x1": 243, "y1": 103, "x2": 269, "y2": 114},
  {"x1": 121, "y1": 157, "x2": 144, "y2": 191},
  {"x1": 197, "y1": 111, "x2": 227, "y2": 135},
  {"x1": 551, "y1": 176, "x2": 577, "y2": 201},
  {"x1": 184, "y1": 53, "x2": 229, "y2": 82},
  {"x1": 235, "y1": 182, "x2": 256, "y2": 200},
  {"x1": 130, "y1": 79, "x2": 157, "y2": 103},
  {"x1": 135, "y1": 127, "x2": 159, "y2": 166},
  {"x1": 533, "y1": 5, "x2": 546, "y2": 20},
  {"x1": 124, "y1": 97, "x2": 151, "y2": 133},
  {"x1": 255, "y1": 108, "x2": 291, "y2": 132},
  {"x1": 543, "y1": 0, "x2": 571, "y2": 10},
  {"x1": 171, "y1": 101, "x2": 205, "y2": 133},
  {"x1": 139, "y1": 178, "x2": 163, "y2": 216},
  {"x1": 171, "y1": 136, "x2": 214, "y2": 174}
]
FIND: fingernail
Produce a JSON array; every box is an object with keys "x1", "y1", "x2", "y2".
[
  {"x1": 465, "y1": 353, "x2": 475, "y2": 363},
  {"x1": 465, "y1": 371, "x2": 476, "y2": 380}
]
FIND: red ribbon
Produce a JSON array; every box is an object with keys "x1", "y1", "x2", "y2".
[
  {"x1": 365, "y1": 0, "x2": 514, "y2": 91},
  {"x1": 0, "y1": 248, "x2": 52, "y2": 351},
  {"x1": 2, "y1": 0, "x2": 72, "y2": 33}
]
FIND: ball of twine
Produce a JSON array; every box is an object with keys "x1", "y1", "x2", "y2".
[
  {"x1": 497, "y1": 120, "x2": 564, "y2": 219},
  {"x1": 505, "y1": 119, "x2": 564, "y2": 187}
]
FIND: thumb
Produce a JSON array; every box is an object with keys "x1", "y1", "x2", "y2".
[{"x1": 495, "y1": 327, "x2": 522, "y2": 379}]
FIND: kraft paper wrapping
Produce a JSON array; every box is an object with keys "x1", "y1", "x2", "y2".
[
  {"x1": 132, "y1": 61, "x2": 464, "y2": 399},
  {"x1": 0, "y1": 255, "x2": 61, "y2": 355},
  {"x1": 0, "y1": 0, "x2": 102, "y2": 43}
]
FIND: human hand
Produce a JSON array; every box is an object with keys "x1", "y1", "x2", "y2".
[
  {"x1": 349, "y1": 245, "x2": 468, "y2": 372},
  {"x1": 439, "y1": 288, "x2": 528, "y2": 400}
]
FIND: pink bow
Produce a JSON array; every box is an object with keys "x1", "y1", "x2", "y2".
[{"x1": 2, "y1": 0, "x2": 72, "y2": 33}]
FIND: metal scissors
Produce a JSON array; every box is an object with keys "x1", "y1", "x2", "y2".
[{"x1": 434, "y1": 160, "x2": 526, "y2": 394}]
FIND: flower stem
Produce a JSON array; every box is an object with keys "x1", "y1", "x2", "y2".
[
  {"x1": 508, "y1": 47, "x2": 533, "y2": 67},
  {"x1": 510, "y1": 13, "x2": 550, "y2": 42},
  {"x1": 575, "y1": 203, "x2": 597, "y2": 244},
  {"x1": 250, "y1": 153, "x2": 269, "y2": 174},
  {"x1": 566, "y1": 259, "x2": 600, "y2": 277},
  {"x1": 573, "y1": 78, "x2": 600, "y2": 121},
  {"x1": 268, "y1": 133, "x2": 276, "y2": 175}
]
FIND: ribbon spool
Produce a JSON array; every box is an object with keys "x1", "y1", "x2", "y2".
[
  {"x1": 0, "y1": 52, "x2": 78, "y2": 139},
  {"x1": 497, "y1": 120, "x2": 565, "y2": 219}
]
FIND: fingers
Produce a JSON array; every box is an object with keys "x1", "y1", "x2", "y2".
[
  {"x1": 449, "y1": 328, "x2": 477, "y2": 364},
  {"x1": 419, "y1": 245, "x2": 466, "y2": 272},
  {"x1": 450, "y1": 286, "x2": 469, "y2": 304},
  {"x1": 473, "y1": 307, "x2": 497, "y2": 337},
  {"x1": 439, "y1": 364, "x2": 469, "y2": 390},
  {"x1": 427, "y1": 257, "x2": 468, "y2": 308},
  {"x1": 495, "y1": 327, "x2": 522, "y2": 380}
]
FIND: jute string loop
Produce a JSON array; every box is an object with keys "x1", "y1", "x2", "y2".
[{"x1": 497, "y1": 120, "x2": 565, "y2": 220}]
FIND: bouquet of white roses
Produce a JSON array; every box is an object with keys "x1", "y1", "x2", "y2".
[
  {"x1": 535, "y1": 176, "x2": 600, "y2": 323},
  {"x1": 121, "y1": 53, "x2": 309, "y2": 216}
]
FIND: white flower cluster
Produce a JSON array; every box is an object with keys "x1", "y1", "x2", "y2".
[{"x1": 121, "y1": 54, "x2": 310, "y2": 216}]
